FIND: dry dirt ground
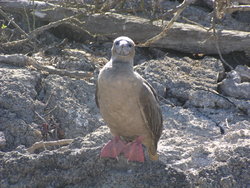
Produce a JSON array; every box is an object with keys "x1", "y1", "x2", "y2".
[
  {"x1": 0, "y1": 1, "x2": 250, "y2": 188},
  {"x1": 0, "y1": 42, "x2": 249, "y2": 188}
]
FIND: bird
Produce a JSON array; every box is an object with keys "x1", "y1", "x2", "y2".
[{"x1": 95, "y1": 36, "x2": 163, "y2": 162}]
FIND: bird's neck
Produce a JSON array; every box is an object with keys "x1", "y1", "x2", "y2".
[{"x1": 111, "y1": 56, "x2": 134, "y2": 71}]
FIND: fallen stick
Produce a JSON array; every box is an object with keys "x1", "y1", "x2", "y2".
[
  {"x1": 0, "y1": 54, "x2": 92, "y2": 79},
  {"x1": 2, "y1": 1, "x2": 250, "y2": 55},
  {"x1": 31, "y1": 6, "x2": 250, "y2": 55},
  {"x1": 27, "y1": 14, "x2": 79, "y2": 39},
  {"x1": 81, "y1": 13, "x2": 250, "y2": 55},
  {"x1": 226, "y1": 5, "x2": 250, "y2": 14},
  {"x1": 0, "y1": 39, "x2": 30, "y2": 52},
  {"x1": 0, "y1": 14, "x2": 79, "y2": 53},
  {"x1": 0, "y1": 8, "x2": 29, "y2": 37},
  {"x1": 27, "y1": 139, "x2": 74, "y2": 153},
  {"x1": 140, "y1": 0, "x2": 195, "y2": 47}
]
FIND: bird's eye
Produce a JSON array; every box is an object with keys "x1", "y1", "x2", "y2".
[
  {"x1": 128, "y1": 43, "x2": 132, "y2": 47},
  {"x1": 115, "y1": 41, "x2": 119, "y2": 45}
]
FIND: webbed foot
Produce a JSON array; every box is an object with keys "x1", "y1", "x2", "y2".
[
  {"x1": 100, "y1": 136, "x2": 126, "y2": 159},
  {"x1": 123, "y1": 136, "x2": 145, "y2": 162}
]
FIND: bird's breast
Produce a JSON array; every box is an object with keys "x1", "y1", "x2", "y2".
[
  {"x1": 97, "y1": 70, "x2": 146, "y2": 136},
  {"x1": 98, "y1": 72, "x2": 139, "y2": 108}
]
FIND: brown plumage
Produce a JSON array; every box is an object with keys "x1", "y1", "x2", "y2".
[{"x1": 96, "y1": 36, "x2": 162, "y2": 161}]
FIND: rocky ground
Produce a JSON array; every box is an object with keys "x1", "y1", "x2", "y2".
[
  {"x1": 1, "y1": 44, "x2": 249, "y2": 187},
  {"x1": 0, "y1": 1, "x2": 250, "y2": 188}
]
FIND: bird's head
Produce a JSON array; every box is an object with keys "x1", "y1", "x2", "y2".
[{"x1": 111, "y1": 36, "x2": 135, "y2": 63}]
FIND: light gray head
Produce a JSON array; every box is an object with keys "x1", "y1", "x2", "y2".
[{"x1": 111, "y1": 36, "x2": 135, "y2": 64}]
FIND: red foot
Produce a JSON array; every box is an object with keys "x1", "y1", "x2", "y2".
[
  {"x1": 123, "y1": 136, "x2": 145, "y2": 162},
  {"x1": 100, "y1": 136, "x2": 126, "y2": 159}
]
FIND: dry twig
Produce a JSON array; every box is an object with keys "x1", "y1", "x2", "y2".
[
  {"x1": 0, "y1": 8, "x2": 29, "y2": 37},
  {"x1": 27, "y1": 14, "x2": 79, "y2": 39},
  {"x1": 226, "y1": 5, "x2": 250, "y2": 13},
  {"x1": 35, "y1": 111, "x2": 48, "y2": 124},
  {"x1": 214, "y1": 0, "x2": 250, "y2": 18},
  {"x1": 27, "y1": 139, "x2": 74, "y2": 153},
  {"x1": 0, "y1": 54, "x2": 92, "y2": 79},
  {"x1": 211, "y1": 10, "x2": 233, "y2": 71},
  {"x1": 139, "y1": 0, "x2": 196, "y2": 47},
  {"x1": 0, "y1": 14, "x2": 80, "y2": 53},
  {"x1": 100, "y1": 0, "x2": 123, "y2": 12},
  {"x1": 0, "y1": 39, "x2": 31, "y2": 52}
]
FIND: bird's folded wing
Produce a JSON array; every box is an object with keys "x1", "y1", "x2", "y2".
[
  {"x1": 95, "y1": 81, "x2": 99, "y2": 108},
  {"x1": 139, "y1": 80, "x2": 163, "y2": 148}
]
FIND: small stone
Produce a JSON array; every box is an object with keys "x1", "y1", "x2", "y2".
[
  {"x1": 218, "y1": 66, "x2": 250, "y2": 99},
  {"x1": 220, "y1": 175, "x2": 236, "y2": 188},
  {"x1": 0, "y1": 132, "x2": 6, "y2": 149}
]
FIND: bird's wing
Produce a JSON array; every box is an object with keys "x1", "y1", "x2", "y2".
[
  {"x1": 95, "y1": 80, "x2": 99, "y2": 108},
  {"x1": 139, "y1": 79, "x2": 163, "y2": 150}
]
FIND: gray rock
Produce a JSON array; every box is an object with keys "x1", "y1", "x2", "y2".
[
  {"x1": 218, "y1": 66, "x2": 250, "y2": 99},
  {"x1": 56, "y1": 49, "x2": 96, "y2": 71},
  {"x1": 0, "y1": 109, "x2": 42, "y2": 150},
  {"x1": 0, "y1": 45, "x2": 249, "y2": 187},
  {"x1": 159, "y1": 105, "x2": 250, "y2": 187},
  {"x1": 0, "y1": 64, "x2": 44, "y2": 123},
  {"x1": 0, "y1": 1, "x2": 250, "y2": 186},
  {"x1": 185, "y1": 90, "x2": 234, "y2": 109},
  {"x1": 0, "y1": 65, "x2": 45, "y2": 150},
  {"x1": 235, "y1": 65, "x2": 250, "y2": 82},
  {"x1": 1, "y1": 118, "x2": 250, "y2": 187},
  {"x1": 41, "y1": 74, "x2": 103, "y2": 139},
  {"x1": 0, "y1": 126, "x2": 191, "y2": 188},
  {"x1": 135, "y1": 55, "x2": 224, "y2": 104}
]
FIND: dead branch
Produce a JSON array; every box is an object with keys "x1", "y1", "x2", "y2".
[
  {"x1": 27, "y1": 139, "x2": 73, "y2": 153},
  {"x1": 44, "y1": 105, "x2": 58, "y2": 117},
  {"x1": 231, "y1": 0, "x2": 250, "y2": 4},
  {"x1": 139, "y1": 0, "x2": 196, "y2": 47},
  {"x1": 0, "y1": 8, "x2": 29, "y2": 37},
  {"x1": 100, "y1": 0, "x2": 123, "y2": 12},
  {"x1": 35, "y1": 111, "x2": 48, "y2": 124},
  {"x1": 0, "y1": 39, "x2": 31, "y2": 53},
  {"x1": 211, "y1": 12, "x2": 233, "y2": 71},
  {"x1": 0, "y1": 54, "x2": 92, "y2": 79},
  {"x1": 214, "y1": 0, "x2": 250, "y2": 19},
  {"x1": 226, "y1": 5, "x2": 250, "y2": 14},
  {"x1": 27, "y1": 15, "x2": 78, "y2": 39},
  {"x1": 5, "y1": 15, "x2": 76, "y2": 42},
  {"x1": 2, "y1": 11, "x2": 250, "y2": 55},
  {"x1": 1, "y1": 0, "x2": 250, "y2": 56},
  {"x1": 78, "y1": 13, "x2": 250, "y2": 55},
  {"x1": 0, "y1": 14, "x2": 78, "y2": 53},
  {"x1": 167, "y1": 0, "x2": 196, "y2": 14},
  {"x1": 180, "y1": 16, "x2": 207, "y2": 30}
]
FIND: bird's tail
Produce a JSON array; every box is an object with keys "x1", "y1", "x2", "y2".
[{"x1": 148, "y1": 150, "x2": 159, "y2": 161}]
